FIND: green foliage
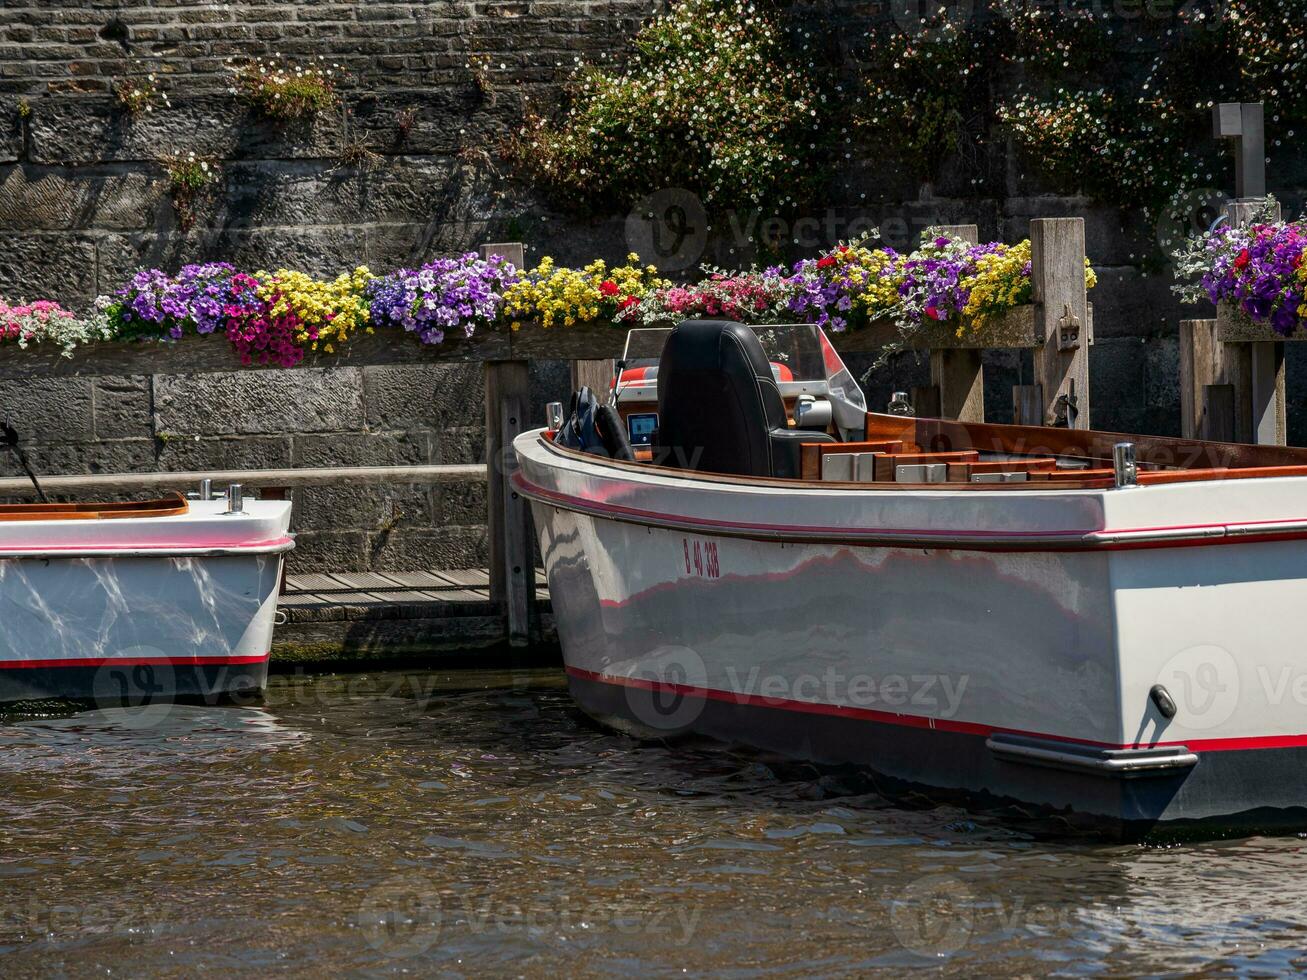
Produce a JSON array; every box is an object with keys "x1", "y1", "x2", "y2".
[
  {"x1": 226, "y1": 57, "x2": 340, "y2": 121},
  {"x1": 160, "y1": 152, "x2": 218, "y2": 231},
  {"x1": 867, "y1": 0, "x2": 1306, "y2": 222},
  {"x1": 508, "y1": 0, "x2": 831, "y2": 213},
  {"x1": 859, "y1": 15, "x2": 980, "y2": 182},
  {"x1": 113, "y1": 64, "x2": 170, "y2": 116}
]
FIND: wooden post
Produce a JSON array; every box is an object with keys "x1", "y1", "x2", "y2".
[
  {"x1": 929, "y1": 224, "x2": 984, "y2": 422},
  {"x1": 909, "y1": 385, "x2": 941, "y2": 419},
  {"x1": 1213, "y1": 102, "x2": 1267, "y2": 200},
  {"x1": 1030, "y1": 218, "x2": 1091, "y2": 429},
  {"x1": 1012, "y1": 385, "x2": 1043, "y2": 427},
  {"x1": 571, "y1": 359, "x2": 614, "y2": 403},
  {"x1": 1179, "y1": 319, "x2": 1249, "y2": 441},
  {"x1": 1249, "y1": 340, "x2": 1286, "y2": 445},
  {"x1": 481, "y1": 242, "x2": 533, "y2": 646},
  {"x1": 1210, "y1": 110, "x2": 1286, "y2": 445}
]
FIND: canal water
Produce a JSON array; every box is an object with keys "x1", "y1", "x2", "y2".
[{"x1": 3, "y1": 668, "x2": 1307, "y2": 976}]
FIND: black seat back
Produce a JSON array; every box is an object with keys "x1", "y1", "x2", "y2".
[{"x1": 653, "y1": 320, "x2": 833, "y2": 477}]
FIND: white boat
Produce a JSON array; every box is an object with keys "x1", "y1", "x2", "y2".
[
  {"x1": 0, "y1": 491, "x2": 291, "y2": 705},
  {"x1": 514, "y1": 319, "x2": 1307, "y2": 837}
]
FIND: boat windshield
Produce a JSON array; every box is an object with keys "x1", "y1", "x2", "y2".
[{"x1": 620, "y1": 323, "x2": 867, "y2": 436}]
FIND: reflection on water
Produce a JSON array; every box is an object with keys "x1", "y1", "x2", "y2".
[{"x1": 3, "y1": 668, "x2": 1307, "y2": 976}]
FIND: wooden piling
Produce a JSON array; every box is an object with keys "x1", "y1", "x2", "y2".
[{"x1": 480, "y1": 242, "x2": 533, "y2": 647}]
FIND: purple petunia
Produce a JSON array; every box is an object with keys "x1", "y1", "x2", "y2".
[
  {"x1": 367, "y1": 253, "x2": 519, "y2": 345},
  {"x1": 111, "y1": 262, "x2": 246, "y2": 339}
]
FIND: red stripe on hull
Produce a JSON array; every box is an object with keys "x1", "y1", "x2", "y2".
[
  {"x1": 0, "y1": 654, "x2": 271, "y2": 670},
  {"x1": 565, "y1": 665, "x2": 1307, "y2": 755}
]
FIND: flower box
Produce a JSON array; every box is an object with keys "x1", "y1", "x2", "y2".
[{"x1": 1216, "y1": 302, "x2": 1307, "y2": 343}]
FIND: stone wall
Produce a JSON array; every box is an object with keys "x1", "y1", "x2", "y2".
[{"x1": 2, "y1": 1, "x2": 1306, "y2": 572}]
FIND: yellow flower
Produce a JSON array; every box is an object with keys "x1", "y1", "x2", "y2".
[
  {"x1": 257, "y1": 265, "x2": 374, "y2": 350},
  {"x1": 503, "y1": 253, "x2": 668, "y2": 327}
]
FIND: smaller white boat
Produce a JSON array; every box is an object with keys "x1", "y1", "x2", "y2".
[{"x1": 0, "y1": 490, "x2": 291, "y2": 705}]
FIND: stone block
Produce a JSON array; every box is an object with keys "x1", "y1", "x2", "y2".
[
  {"x1": 0, "y1": 165, "x2": 163, "y2": 231},
  {"x1": 291, "y1": 483, "x2": 434, "y2": 532},
  {"x1": 214, "y1": 226, "x2": 370, "y2": 279},
  {"x1": 0, "y1": 437, "x2": 156, "y2": 478},
  {"x1": 95, "y1": 231, "x2": 215, "y2": 293},
  {"x1": 364, "y1": 221, "x2": 492, "y2": 271},
  {"x1": 1084, "y1": 267, "x2": 1177, "y2": 340},
  {"x1": 433, "y1": 425, "x2": 484, "y2": 465},
  {"x1": 362, "y1": 362, "x2": 483, "y2": 431},
  {"x1": 221, "y1": 157, "x2": 457, "y2": 229},
  {"x1": 152, "y1": 368, "x2": 364, "y2": 436},
  {"x1": 1089, "y1": 337, "x2": 1152, "y2": 434},
  {"x1": 0, "y1": 99, "x2": 22, "y2": 163},
  {"x1": 368, "y1": 525, "x2": 489, "y2": 573},
  {"x1": 154, "y1": 434, "x2": 294, "y2": 471},
  {"x1": 288, "y1": 530, "x2": 369, "y2": 574},
  {"x1": 0, "y1": 234, "x2": 97, "y2": 303},
  {"x1": 435, "y1": 478, "x2": 487, "y2": 526},
  {"x1": 0, "y1": 376, "x2": 93, "y2": 442},
  {"x1": 529, "y1": 358, "x2": 571, "y2": 421},
  {"x1": 92, "y1": 375, "x2": 152, "y2": 439},
  {"x1": 26, "y1": 95, "x2": 369, "y2": 167},
  {"x1": 28, "y1": 96, "x2": 243, "y2": 165},
  {"x1": 293, "y1": 430, "x2": 431, "y2": 468}
]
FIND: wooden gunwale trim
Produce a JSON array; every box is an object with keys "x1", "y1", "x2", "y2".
[
  {"x1": 0, "y1": 495, "x2": 189, "y2": 521},
  {"x1": 865, "y1": 413, "x2": 1307, "y2": 473}
]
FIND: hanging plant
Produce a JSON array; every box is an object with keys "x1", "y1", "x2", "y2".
[{"x1": 159, "y1": 151, "x2": 219, "y2": 230}]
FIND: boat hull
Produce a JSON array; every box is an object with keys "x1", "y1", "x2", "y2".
[
  {"x1": 515, "y1": 430, "x2": 1307, "y2": 837},
  {"x1": 0, "y1": 500, "x2": 290, "y2": 706}
]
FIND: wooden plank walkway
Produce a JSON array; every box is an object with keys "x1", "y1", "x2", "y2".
[{"x1": 272, "y1": 567, "x2": 556, "y2": 664}]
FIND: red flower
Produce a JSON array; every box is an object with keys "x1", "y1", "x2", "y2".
[
  {"x1": 1234, "y1": 249, "x2": 1251, "y2": 271},
  {"x1": 618, "y1": 294, "x2": 639, "y2": 310},
  {"x1": 816, "y1": 256, "x2": 837, "y2": 270},
  {"x1": 599, "y1": 280, "x2": 620, "y2": 297},
  {"x1": 925, "y1": 305, "x2": 944, "y2": 321}
]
